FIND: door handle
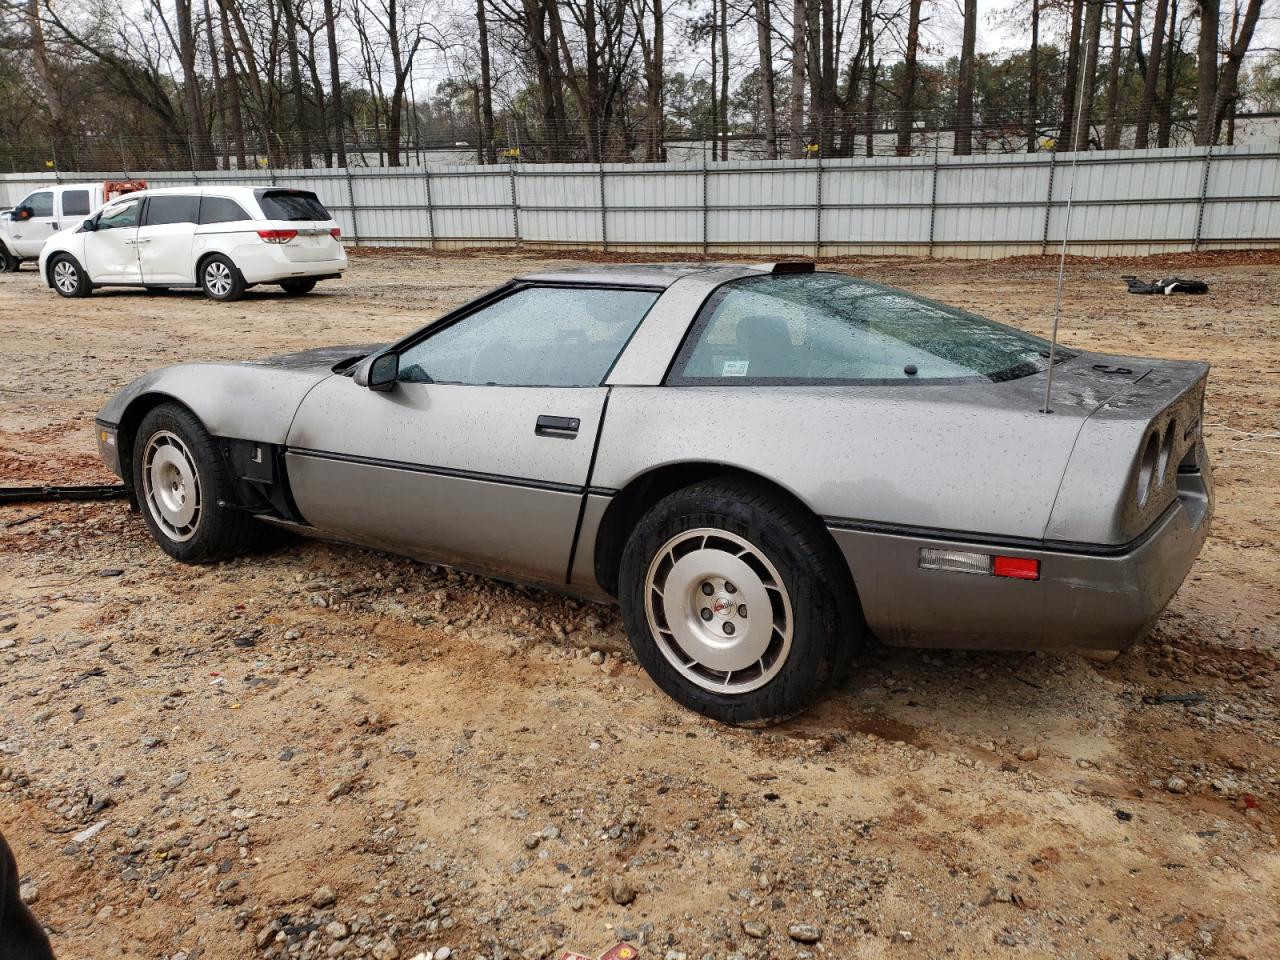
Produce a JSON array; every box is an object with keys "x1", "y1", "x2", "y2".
[{"x1": 535, "y1": 415, "x2": 580, "y2": 438}]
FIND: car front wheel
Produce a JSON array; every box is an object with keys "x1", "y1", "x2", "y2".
[
  {"x1": 0, "y1": 246, "x2": 18, "y2": 273},
  {"x1": 132, "y1": 403, "x2": 258, "y2": 563},
  {"x1": 619, "y1": 479, "x2": 858, "y2": 725},
  {"x1": 199, "y1": 254, "x2": 245, "y2": 302},
  {"x1": 49, "y1": 255, "x2": 91, "y2": 298}
]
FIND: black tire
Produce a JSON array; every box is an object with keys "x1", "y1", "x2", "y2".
[
  {"x1": 132, "y1": 403, "x2": 258, "y2": 563},
  {"x1": 280, "y1": 278, "x2": 317, "y2": 296},
  {"x1": 0, "y1": 246, "x2": 18, "y2": 273},
  {"x1": 49, "y1": 254, "x2": 92, "y2": 298},
  {"x1": 618, "y1": 478, "x2": 859, "y2": 725},
  {"x1": 198, "y1": 254, "x2": 245, "y2": 302}
]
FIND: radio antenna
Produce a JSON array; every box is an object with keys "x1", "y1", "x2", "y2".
[{"x1": 1041, "y1": 40, "x2": 1093, "y2": 415}]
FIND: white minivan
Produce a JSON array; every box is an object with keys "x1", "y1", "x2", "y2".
[
  {"x1": 1, "y1": 180, "x2": 146, "y2": 271},
  {"x1": 37, "y1": 185, "x2": 347, "y2": 301}
]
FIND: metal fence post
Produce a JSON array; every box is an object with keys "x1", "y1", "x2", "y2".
[
  {"x1": 927, "y1": 149, "x2": 940, "y2": 257},
  {"x1": 814, "y1": 153, "x2": 824, "y2": 259},
  {"x1": 599, "y1": 161, "x2": 608, "y2": 252},
  {"x1": 423, "y1": 167, "x2": 436, "y2": 252},
  {"x1": 509, "y1": 162, "x2": 521, "y2": 247},
  {"x1": 344, "y1": 168, "x2": 359, "y2": 246},
  {"x1": 1193, "y1": 145, "x2": 1214, "y2": 252},
  {"x1": 701, "y1": 153, "x2": 709, "y2": 256},
  {"x1": 1040, "y1": 149, "x2": 1058, "y2": 256}
]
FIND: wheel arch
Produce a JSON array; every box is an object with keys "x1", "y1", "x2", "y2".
[
  {"x1": 44, "y1": 249, "x2": 84, "y2": 287},
  {"x1": 592, "y1": 461, "x2": 861, "y2": 619}
]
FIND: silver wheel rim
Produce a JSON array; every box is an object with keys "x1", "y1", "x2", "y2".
[
  {"x1": 644, "y1": 528, "x2": 793, "y2": 694},
  {"x1": 204, "y1": 261, "x2": 233, "y2": 297},
  {"x1": 53, "y1": 260, "x2": 78, "y2": 293},
  {"x1": 142, "y1": 430, "x2": 201, "y2": 542}
]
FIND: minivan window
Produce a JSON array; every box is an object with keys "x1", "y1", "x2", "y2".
[
  {"x1": 22, "y1": 192, "x2": 53, "y2": 217},
  {"x1": 671, "y1": 272, "x2": 1071, "y2": 385},
  {"x1": 258, "y1": 190, "x2": 330, "y2": 221},
  {"x1": 144, "y1": 195, "x2": 199, "y2": 226},
  {"x1": 199, "y1": 196, "x2": 251, "y2": 224},
  {"x1": 96, "y1": 198, "x2": 142, "y2": 230},
  {"x1": 61, "y1": 190, "x2": 91, "y2": 217}
]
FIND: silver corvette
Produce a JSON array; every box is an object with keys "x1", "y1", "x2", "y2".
[{"x1": 95, "y1": 263, "x2": 1213, "y2": 723}]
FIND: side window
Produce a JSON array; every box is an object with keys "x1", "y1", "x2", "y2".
[
  {"x1": 144, "y1": 195, "x2": 199, "y2": 226},
  {"x1": 61, "y1": 190, "x2": 91, "y2": 217},
  {"x1": 22, "y1": 192, "x2": 53, "y2": 217},
  {"x1": 199, "y1": 196, "x2": 250, "y2": 224},
  {"x1": 397, "y1": 286, "x2": 659, "y2": 387},
  {"x1": 96, "y1": 198, "x2": 143, "y2": 230}
]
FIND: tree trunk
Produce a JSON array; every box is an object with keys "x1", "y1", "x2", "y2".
[
  {"x1": 896, "y1": 0, "x2": 921, "y2": 156},
  {"x1": 1211, "y1": 0, "x2": 1262, "y2": 144},
  {"x1": 282, "y1": 0, "x2": 311, "y2": 167},
  {"x1": 323, "y1": 0, "x2": 346, "y2": 166},
  {"x1": 1134, "y1": 0, "x2": 1166, "y2": 148},
  {"x1": 755, "y1": 0, "x2": 777, "y2": 159},
  {"x1": 1156, "y1": 0, "x2": 1177, "y2": 147},
  {"x1": 954, "y1": 0, "x2": 977, "y2": 154},
  {"x1": 201, "y1": 0, "x2": 228, "y2": 168},
  {"x1": 173, "y1": 0, "x2": 214, "y2": 168},
  {"x1": 1027, "y1": 0, "x2": 1039, "y2": 151},
  {"x1": 477, "y1": 0, "x2": 496, "y2": 162},
  {"x1": 1075, "y1": 0, "x2": 1104, "y2": 150},
  {"x1": 1058, "y1": 0, "x2": 1084, "y2": 148},
  {"x1": 719, "y1": 0, "x2": 730, "y2": 160},
  {"x1": 1193, "y1": 0, "x2": 1218, "y2": 144},
  {"x1": 820, "y1": 0, "x2": 834, "y2": 155},
  {"x1": 789, "y1": 0, "x2": 806, "y2": 158},
  {"x1": 1103, "y1": 0, "x2": 1124, "y2": 148},
  {"x1": 865, "y1": 55, "x2": 876, "y2": 157}
]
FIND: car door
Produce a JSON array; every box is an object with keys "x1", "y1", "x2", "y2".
[
  {"x1": 285, "y1": 283, "x2": 661, "y2": 586},
  {"x1": 136, "y1": 194, "x2": 199, "y2": 284},
  {"x1": 83, "y1": 196, "x2": 144, "y2": 284},
  {"x1": 9, "y1": 190, "x2": 57, "y2": 257}
]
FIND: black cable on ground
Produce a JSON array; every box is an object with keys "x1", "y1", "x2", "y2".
[{"x1": 0, "y1": 485, "x2": 128, "y2": 505}]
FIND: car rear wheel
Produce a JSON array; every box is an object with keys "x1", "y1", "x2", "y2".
[
  {"x1": 50, "y1": 255, "x2": 91, "y2": 298},
  {"x1": 132, "y1": 403, "x2": 258, "y2": 563},
  {"x1": 199, "y1": 255, "x2": 245, "y2": 302},
  {"x1": 0, "y1": 247, "x2": 18, "y2": 273},
  {"x1": 280, "y1": 278, "x2": 317, "y2": 296},
  {"x1": 619, "y1": 478, "x2": 858, "y2": 725}
]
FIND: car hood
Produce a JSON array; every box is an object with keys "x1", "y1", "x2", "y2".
[{"x1": 247, "y1": 343, "x2": 383, "y2": 373}]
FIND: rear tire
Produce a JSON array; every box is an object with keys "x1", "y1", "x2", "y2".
[
  {"x1": 132, "y1": 403, "x2": 258, "y2": 563},
  {"x1": 0, "y1": 246, "x2": 18, "y2": 273},
  {"x1": 619, "y1": 479, "x2": 858, "y2": 725},
  {"x1": 49, "y1": 254, "x2": 91, "y2": 298},
  {"x1": 199, "y1": 254, "x2": 245, "y2": 302},
  {"x1": 280, "y1": 278, "x2": 317, "y2": 296}
]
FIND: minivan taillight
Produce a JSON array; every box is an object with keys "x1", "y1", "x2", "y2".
[
  {"x1": 257, "y1": 229, "x2": 297, "y2": 243},
  {"x1": 329, "y1": 227, "x2": 341, "y2": 239}
]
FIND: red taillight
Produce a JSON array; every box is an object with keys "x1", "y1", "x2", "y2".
[
  {"x1": 992, "y1": 556, "x2": 1040, "y2": 581},
  {"x1": 329, "y1": 227, "x2": 341, "y2": 239},
  {"x1": 257, "y1": 229, "x2": 297, "y2": 244}
]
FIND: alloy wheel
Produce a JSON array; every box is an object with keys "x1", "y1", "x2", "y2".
[
  {"x1": 204, "y1": 261, "x2": 233, "y2": 298},
  {"x1": 52, "y1": 260, "x2": 78, "y2": 294},
  {"x1": 142, "y1": 430, "x2": 202, "y2": 542}
]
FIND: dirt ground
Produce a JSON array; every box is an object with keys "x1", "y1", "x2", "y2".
[{"x1": 1, "y1": 248, "x2": 1278, "y2": 960}]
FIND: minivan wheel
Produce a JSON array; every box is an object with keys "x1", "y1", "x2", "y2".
[
  {"x1": 49, "y1": 255, "x2": 91, "y2": 298},
  {"x1": 132, "y1": 403, "x2": 258, "y2": 563},
  {"x1": 280, "y1": 278, "x2": 317, "y2": 296},
  {"x1": 199, "y1": 255, "x2": 245, "y2": 302},
  {"x1": 619, "y1": 478, "x2": 859, "y2": 725}
]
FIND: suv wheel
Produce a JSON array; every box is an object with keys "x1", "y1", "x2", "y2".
[
  {"x1": 618, "y1": 479, "x2": 859, "y2": 725},
  {"x1": 49, "y1": 255, "x2": 91, "y2": 298},
  {"x1": 199, "y1": 254, "x2": 245, "y2": 302}
]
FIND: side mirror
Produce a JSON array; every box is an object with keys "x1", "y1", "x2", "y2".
[
  {"x1": 14, "y1": 207, "x2": 31, "y2": 221},
  {"x1": 81, "y1": 218, "x2": 97, "y2": 232},
  {"x1": 353, "y1": 351, "x2": 399, "y2": 392}
]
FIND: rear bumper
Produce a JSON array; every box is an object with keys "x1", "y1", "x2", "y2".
[
  {"x1": 829, "y1": 446, "x2": 1213, "y2": 652},
  {"x1": 232, "y1": 245, "x2": 347, "y2": 284}
]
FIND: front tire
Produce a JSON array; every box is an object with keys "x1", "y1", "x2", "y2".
[
  {"x1": 619, "y1": 479, "x2": 858, "y2": 725},
  {"x1": 49, "y1": 255, "x2": 91, "y2": 298},
  {"x1": 132, "y1": 403, "x2": 258, "y2": 563},
  {"x1": 199, "y1": 254, "x2": 245, "y2": 302},
  {"x1": 280, "y1": 278, "x2": 317, "y2": 296},
  {"x1": 0, "y1": 246, "x2": 18, "y2": 273}
]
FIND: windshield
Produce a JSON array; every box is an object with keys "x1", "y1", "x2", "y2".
[
  {"x1": 258, "y1": 190, "x2": 331, "y2": 221},
  {"x1": 672, "y1": 272, "x2": 1071, "y2": 385}
]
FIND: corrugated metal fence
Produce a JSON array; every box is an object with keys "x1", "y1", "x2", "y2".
[{"x1": 3, "y1": 144, "x2": 1277, "y2": 258}]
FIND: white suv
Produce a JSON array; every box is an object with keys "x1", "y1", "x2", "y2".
[{"x1": 37, "y1": 185, "x2": 347, "y2": 301}]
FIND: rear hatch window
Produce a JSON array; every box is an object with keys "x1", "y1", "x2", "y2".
[{"x1": 259, "y1": 190, "x2": 331, "y2": 221}]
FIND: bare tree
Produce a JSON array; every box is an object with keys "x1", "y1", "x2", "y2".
[
  {"x1": 323, "y1": 0, "x2": 347, "y2": 164},
  {"x1": 789, "y1": 0, "x2": 806, "y2": 157},
  {"x1": 1074, "y1": 0, "x2": 1104, "y2": 149},
  {"x1": 753, "y1": 0, "x2": 778, "y2": 159},
  {"x1": 1193, "y1": 0, "x2": 1217, "y2": 144},
  {"x1": 954, "y1": 0, "x2": 977, "y2": 154},
  {"x1": 1103, "y1": 0, "x2": 1125, "y2": 148},
  {"x1": 1133, "y1": 0, "x2": 1167, "y2": 147},
  {"x1": 1210, "y1": 0, "x2": 1262, "y2": 143},
  {"x1": 1027, "y1": 0, "x2": 1039, "y2": 150},
  {"x1": 896, "y1": 0, "x2": 922, "y2": 156}
]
